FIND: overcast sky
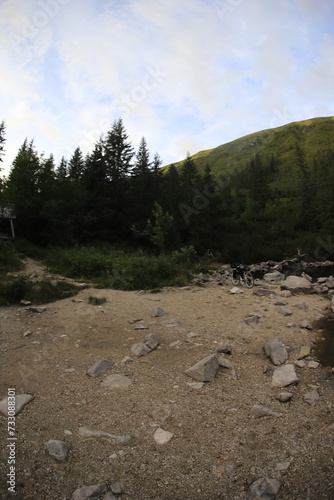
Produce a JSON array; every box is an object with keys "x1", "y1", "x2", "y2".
[{"x1": 1, "y1": 0, "x2": 334, "y2": 175}]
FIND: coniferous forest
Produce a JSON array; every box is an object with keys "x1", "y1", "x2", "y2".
[{"x1": 1, "y1": 117, "x2": 334, "y2": 264}]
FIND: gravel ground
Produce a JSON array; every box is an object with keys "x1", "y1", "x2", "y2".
[{"x1": 1, "y1": 263, "x2": 334, "y2": 500}]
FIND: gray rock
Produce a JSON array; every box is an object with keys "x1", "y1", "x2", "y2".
[
  {"x1": 297, "y1": 345, "x2": 311, "y2": 359},
  {"x1": 276, "y1": 306, "x2": 293, "y2": 316},
  {"x1": 45, "y1": 440, "x2": 71, "y2": 462},
  {"x1": 272, "y1": 364, "x2": 299, "y2": 387},
  {"x1": 251, "y1": 405, "x2": 282, "y2": 417},
  {"x1": 72, "y1": 484, "x2": 108, "y2": 500},
  {"x1": 277, "y1": 392, "x2": 293, "y2": 402},
  {"x1": 299, "y1": 320, "x2": 313, "y2": 330},
  {"x1": 100, "y1": 374, "x2": 132, "y2": 389},
  {"x1": 264, "y1": 338, "x2": 288, "y2": 366},
  {"x1": 26, "y1": 306, "x2": 47, "y2": 313},
  {"x1": 133, "y1": 325, "x2": 149, "y2": 330},
  {"x1": 153, "y1": 427, "x2": 174, "y2": 445},
  {"x1": 86, "y1": 359, "x2": 114, "y2": 377},
  {"x1": 294, "y1": 301, "x2": 307, "y2": 310},
  {"x1": 102, "y1": 493, "x2": 117, "y2": 500},
  {"x1": 185, "y1": 354, "x2": 219, "y2": 382},
  {"x1": 245, "y1": 314, "x2": 261, "y2": 325},
  {"x1": 274, "y1": 299, "x2": 288, "y2": 306},
  {"x1": 279, "y1": 290, "x2": 292, "y2": 298},
  {"x1": 304, "y1": 389, "x2": 320, "y2": 405},
  {"x1": 150, "y1": 307, "x2": 166, "y2": 317},
  {"x1": 218, "y1": 356, "x2": 233, "y2": 369},
  {"x1": 217, "y1": 344, "x2": 233, "y2": 354},
  {"x1": 253, "y1": 288, "x2": 276, "y2": 297},
  {"x1": 143, "y1": 333, "x2": 160, "y2": 350},
  {"x1": 263, "y1": 271, "x2": 285, "y2": 283},
  {"x1": 0, "y1": 394, "x2": 34, "y2": 417},
  {"x1": 281, "y1": 275, "x2": 313, "y2": 294},
  {"x1": 187, "y1": 382, "x2": 204, "y2": 389},
  {"x1": 230, "y1": 287, "x2": 243, "y2": 294},
  {"x1": 131, "y1": 342, "x2": 151, "y2": 357},
  {"x1": 248, "y1": 477, "x2": 281, "y2": 499}
]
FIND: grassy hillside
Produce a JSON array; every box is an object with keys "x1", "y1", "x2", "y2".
[{"x1": 165, "y1": 116, "x2": 334, "y2": 186}]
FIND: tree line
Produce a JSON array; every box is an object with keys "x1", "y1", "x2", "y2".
[{"x1": 1, "y1": 118, "x2": 334, "y2": 262}]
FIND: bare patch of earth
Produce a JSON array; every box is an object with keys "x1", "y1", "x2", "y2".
[{"x1": 1, "y1": 262, "x2": 334, "y2": 499}]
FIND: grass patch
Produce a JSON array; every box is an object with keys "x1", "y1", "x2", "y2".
[
  {"x1": 45, "y1": 245, "x2": 202, "y2": 290},
  {"x1": 0, "y1": 276, "x2": 82, "y2": 306},
  {"x1": 88, "y1": 296, "x2": 107, "y2": 305}
]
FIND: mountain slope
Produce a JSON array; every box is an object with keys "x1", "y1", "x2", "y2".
[{"x1": 166, "y1": 116, "x2": 334, "y2": 181}]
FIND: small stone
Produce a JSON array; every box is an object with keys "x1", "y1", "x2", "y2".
[
  {"x1": 218, "y1": 356, "x2": 233, "y2": 369},
  {"x1": 276, "y1": 306, "x2": 293, "y2": 316},
  {"x1": 110, "y1": 482, "x2": 122, "y2": 494},
  {"x1": 308, "y1": 361, "x2": 320, "y2": 369},
  {"x1": 230, "y1": 287, "x2": 243, "y2": 294},
  {"x1": 272, "y1": 364, "x2": 299, "y2": 387},
  {"x1": 245, "y1": 314, "x2": 261, "y2": 325},
  {"x1": 248, "y1": 477, "x2": 281, "y2": 499},
  {"x1": 153, "y1": 428, "x2": 174, "y2": 445},
  {"x1": 100, "y1": 374, "x2": 132, "y2": 389},
  {"x1": 217, "y1": 344, "x2": 233, "y2": 354},
  {"x1": 23, "y1": 331, "x2": 33, "y2": 337},
  {"x1": 133, "y1": 325, "x2": 149, "y2": 330},
  {"x1": 277, "y1": 392, "x2": 293, "y2": 402},
  {"x1": 121, "y1": 356, "x2": 134, "y2": 364},
  {"x1": 0, "y1": 394, "x2": 34, "y2": 417},
  {"x1": 129, "y1": 318, "x2": 142, "y2": 324},
  {"x1": 274, "y1": 299, "x2": 288, "y2": 306},
  {"x1": 295, "y1": 360, "x2": 306, "y2": 368},
  {"x1": 72, "y1": 484, "x2": 108, "y2": 500},
  {"x1": 297, "y1": 345, "x2": 311, "y2": 359},
  {"x1": 276, "y1": 461, "x2": 291, "y2": 471},
  {"x1": 185, "y1": 354, "x2": 219, "y2": 382},
  {"x1": 20, "y1": 300, "x2": 32, "y2": 306},
  {"x1": 160, "y1": 319, "x2": 180, "y2": 327},
  {"x1": 264, "y1": 338, "x2": 288, "y2": 366},
  {"x1": 294, "y1": 301, "x2": 308, "y2": 310},
  {"x1": 102, "y1": 492, "x2": 117, "y2": 500},
  {"x1": 45, "y1": 440, "x2": 71, "y2": 462},
  {"x1": 299, "y1": 320, "x2": 313, "y2": 330},
  {"x1": 304, "y1": 389, "x2": 320, "y2": 405},
  {"x1": 87, "y1": 359, "x2": 114, "y2": 377},
  {"x1": 187, "y1": 382, "x2": 204, "y2": 389},
  {"x1": 131, "y1": 342, "x2": 151, "y2": 357},
  {"x1": 26, "y1": 306, "x2": 47, "y2": 313},
  {"x1": 151, "y1": 307, "x2": 166, "y2": 317},
  {"x1": 253, "y1": 288, "x2": 276, "y2": 297},
  {"x1": 251, "y1": 405, "x2": 282, "y2": 417},
  {"x1": 143, "y1": 333, "x2": 160, "y2": 350}
]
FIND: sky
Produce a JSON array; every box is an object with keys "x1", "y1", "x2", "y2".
[{"x1": 1, "y1": 0, "x2": 334, "y2": 175}]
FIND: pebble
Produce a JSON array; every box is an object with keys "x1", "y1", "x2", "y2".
[
  {"x1": 154, "y1": 428, "x2": 174, "y2": 445},
  {"x1": 45, "y1": 440, "x2": 70, "y2": 462},
  {"x1": 100, "y1": 374, "x2": 132, "y2": 389}
]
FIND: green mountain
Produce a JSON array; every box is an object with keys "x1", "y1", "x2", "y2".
[{"x1": 166, "y1": 116, "x2": 334, "y2": 188}]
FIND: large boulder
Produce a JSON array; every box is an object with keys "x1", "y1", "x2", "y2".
[{"x1": 280, "y1": 275, "x2": 313, "y2": 294}]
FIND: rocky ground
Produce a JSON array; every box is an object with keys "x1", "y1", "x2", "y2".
[{"x1": 1, "y1": 261, "x2": 334, "y2": 500}]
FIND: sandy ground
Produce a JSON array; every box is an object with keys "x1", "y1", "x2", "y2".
[{"x1": 0, "y1": 261, "x2": 334, "y2": 500}]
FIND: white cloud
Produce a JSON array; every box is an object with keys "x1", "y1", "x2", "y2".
[{"x1": 1, "y1": 0, "x2": 334, "y2": 175}]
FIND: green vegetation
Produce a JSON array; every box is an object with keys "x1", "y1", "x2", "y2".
[
  {"x1": 88, "y1": 296, "x2": 107, "y2": 305},
  {"x1": 1, "y1": 116, "x2": 334, "y2": 270}
]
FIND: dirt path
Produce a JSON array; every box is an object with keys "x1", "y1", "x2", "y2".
[{"x1": 1, "y1": 264, "x2": 334, "y2": 499}]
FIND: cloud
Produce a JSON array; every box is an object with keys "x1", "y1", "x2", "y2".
[{"x1": 1, "y1": 0, "x2": 334, "y2": 175}]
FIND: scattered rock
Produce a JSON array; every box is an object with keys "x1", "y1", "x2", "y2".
[
  {"x1": 129, "y1": 318, "x2": 142, "y2": 324},
  {"x1": 121, "y1": 356, "x2": 133, "y2": 364},
  {"x1": 253, "y1": 288, "x2": 276, "y2": 297},
  {"x1": 86, "y1": 359, "x2": 114, "y2": 377},
  {"x1": 276, "y1": 306, "x2": 293, "y2": 316},
  {"x1": 45, "y1": 440, "x2": 71, "y2": 462},
  {"x1": 72, "y1": 484, "x2": 109, "y2": 500},
  {"x1": 248, "y1": 477, "x2": 281, "y2": 499},
  {"x1": 272, "y1": 364, "x2": 299, "y2": 387},
  {"x1": 297, "y1": 345, "x2": 311, "y2": 359},
  {"x1": 187, "y1": 382, "x2": 204, "y2": 389},
  {"x1": 78, "y1": 426, "x2": 132, "y2": 444},
  {"x1": 150, "y1": 307, "x2": 166, "y2": 317},
  {"x1": 216, "y1": 344, "x2": 233, "y2": 354},
  {"x1": 153, "y1": 427, "x2": 174, "y2": 445},
  {"x1": 276, "y1": 461, "x2": 291, "y2": 471},
  {"x1": 279, "y1": 290, "x2": 292, "y2": 298},
  {"x1": 294, "y1": 301, "x2": 308, "y2": 310},
  {"x1": 245, "y1": 314, "x2": 261, "y2": 325},
  {"x1": 264, "y1": 338, "x2": 288, "y2": 366},
  {"x1": 263, "y1": 271, "x2": 285, "y2": 283},
  {"x1": 100, "y1": 374, "x2": 132, "y2": 389},
  {"x1": 299, "y1": 320, "x2": 313, "y2": 330},
  {"x1": 218, "y1": 356, "x2": 233, "y2": 369},
  {"x1": 308, "y1": 361, "x2": 320, "y2": 369},
  {"x1": 131, "y1": 342, "x2": 151, "y2": 357},
  {"x1": 133, "y1": 325, "x2": 149, "y2": 330},
  {"x1": 26, "y1": 306, "x2": 47, "y2": 313},
  {"x1": 277, "y1": 392, "x2": 293, "y2": 403},
  {"x1": 185, "y1": 354, "x2": 219, "y2": 382},
  {"x1": 304, "y1": 389, "x2": 320, "y2": 405},
  {"x1": 274, "y1": 299, "x2": 288, "y2": 306},
  {"x1": 0, "y1": 394, "x2": 35, "y2": 417},
  {"x1": 230, "y1": 287, "x2": 243, "y2": 294},
  {"x1": 281, "y1": 275, "x2": 313, "y2": 295},
  {"x1": 295, "y1": 360, "x2": 306, "y2": 368},
  {"x1": 143, "y1": 333, "x2": 160, "y2": 350},
  {"x1": 251, "y1": 405, "x2": 282, "y2": 417}
]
